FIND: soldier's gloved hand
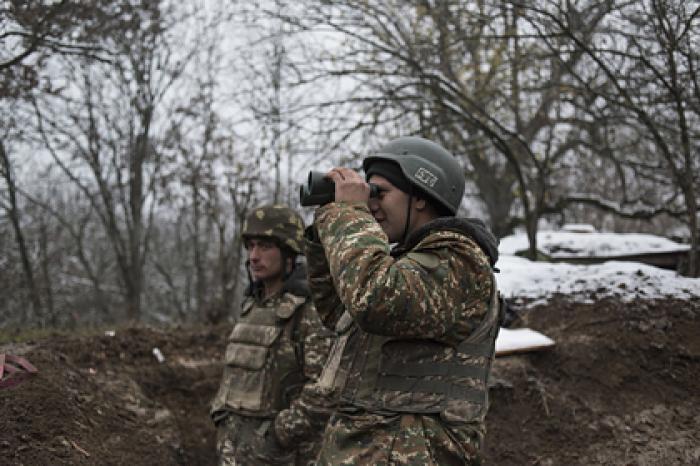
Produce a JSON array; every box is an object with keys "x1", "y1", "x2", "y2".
[{"x1": 257, "y1": 428, "x2": 293, "y2": 464}]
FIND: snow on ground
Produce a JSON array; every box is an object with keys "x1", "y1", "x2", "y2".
[
  {"x1": 496, "y1": 327, "x2": 555, "y2": 355},
  {"x1": 499, "y1": 228, "x2": 689, "y2": 257},
  {"x1": 496, "y1": 229, "x2": 700, "y2": 305}
]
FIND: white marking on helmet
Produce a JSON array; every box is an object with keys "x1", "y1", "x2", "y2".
[{"x1": 414, "y1": 167, "x2": 438, "y2": 187}]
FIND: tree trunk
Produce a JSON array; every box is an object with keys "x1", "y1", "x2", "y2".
[
  {"x1": 38, "y1": 217, "x2": 55, "y2": 326},
  {"x1": 685, "y1": 188, "x2": 698, "y2": 277},
  {"x1": 0, "y1": 140, "x2": 42, "y2": 322},
  {"x1": 125, "y1": 278, "x2": 141, "y2": 323},
  {"x1": 124, "y1": 112, "x2": 151, "y2": 322},
  {"x1": 192, "y1": 178, "x2": 207, "y2": 320},
  {"x1": 472, "y1": 164, "x2": 517, "y2": 239},
  {"x1": 525, "y1": 213, "x2": 539, "y2": 260}
]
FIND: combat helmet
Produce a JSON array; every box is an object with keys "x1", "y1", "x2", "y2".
[
  {"x1": 363, "y1": 136, "x2": 465, "y2": 215},
  {"x1": 242, "y1": 205, "x2": 304, "y2": 254}
]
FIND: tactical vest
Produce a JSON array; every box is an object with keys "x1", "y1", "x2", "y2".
[
  {"x1": 319, "y1": 274, "x2": 500, "y2": 424},
  {"x1": 211, "y1": 292, "x2": 308, "y2": 419}
]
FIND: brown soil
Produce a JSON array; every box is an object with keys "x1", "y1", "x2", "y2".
[
  {"x1": 2, "y1": 297, "x2": 699, "y2": 465},
  {"x1": 484, "y1": 296, "x2": 700, "y2": 466},
  {"x1": 0, "y1": 326, "x2": 226, "y2": 466}
]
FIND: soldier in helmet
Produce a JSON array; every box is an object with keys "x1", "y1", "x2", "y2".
[
  {"x1": 305, "y1": 137, "x2": 501, "y2": 465},
  {"x1": 210, "y1": 204, "x2": 334, "y2": 465}
]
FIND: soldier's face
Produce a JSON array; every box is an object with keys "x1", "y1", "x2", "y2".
[
  {"x1": 245, "y1": 238, "x2": 284, "y2": 283},
  {"x1": 367, "y1": 174, "x2": 410, "y2": 243}
]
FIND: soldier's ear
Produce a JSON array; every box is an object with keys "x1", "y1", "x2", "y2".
[{"x1": 414, "y1": 197, "x2": 428, "y2": 211}]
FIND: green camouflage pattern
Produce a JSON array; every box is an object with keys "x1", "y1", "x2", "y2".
[
  {"x1": 212, "y1": 290, "x2": 334, "y2": 465},
  {"x1": 305, "y1": 201, "x2": 495, "y2": 465},
  {"x1": 316, "y1": 413, "x2": 482, "y2": 466},
  {"x1": 274, "y1": 382, "x2": 339, "y2": 463},
  {"x1": 242, "y1": 204, "x2": 305, "y2": 253},
  {"x1": 310, "y1": 202, "x2": 492, "y2": 341},
  {"x1": 216, "y1": 416, "x2": 289, "y2": 465}
]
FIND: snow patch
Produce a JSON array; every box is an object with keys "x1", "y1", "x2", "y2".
[
  {"x1": 496, "y1": 327, "x2": 555, "y2": 356},
  {"x1": 496, "y1": 253, "x2": 700, "y2": 302},
  {"x1": 499, "y1": 230, "x2": 689, "y2": 257},
  {"x1": 495, "y1": 230, "x2": 699, "y2": 303}
]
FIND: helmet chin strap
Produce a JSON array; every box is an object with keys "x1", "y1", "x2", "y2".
[
  {"x1": 401, "y1": 183, "x2": 414, "y2": 246},
  {"x1": 244, "y1": 259, "x2": 259, "y2": 296},
  {"x1": 281, "y1": 250, "x2": 297, "y2": 281}
]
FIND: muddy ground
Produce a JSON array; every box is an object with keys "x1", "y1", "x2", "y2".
[{"x1": 1, "y1": 296, "x2": 699, "y2": 465}]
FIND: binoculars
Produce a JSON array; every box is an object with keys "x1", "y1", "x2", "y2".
[{"x1": 300, "y1": 171, "x2": 380, "y2": 206}]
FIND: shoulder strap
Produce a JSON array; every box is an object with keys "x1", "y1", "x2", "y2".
[
  {"x1": 290, "y1": 297, "x2": 309, "y2": 367},
  {"x1": 278, "y1": 294, "x2": 309, "y2": 368},
  {"x1": 459, "y1": 272, "x2": 500, "y2": 348}
]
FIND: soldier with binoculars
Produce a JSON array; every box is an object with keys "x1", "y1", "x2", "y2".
[{"x1": 300, "y1": 136, "x2": 502, "y2": 465}]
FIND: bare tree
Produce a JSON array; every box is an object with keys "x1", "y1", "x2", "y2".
[
  {"x1": 233, "y1": 0, "x2": 315, "y2": 207},
  {"x1": 30, "y1": 2, "x2": 204, "y2": 321},
  {"x1": 1, "y1": 0, "x2": 116, "y2": 98},
  {"x1": 18, "y1": 180, "x2": 117, "y2": 322},
  {"x1": 272, "y1": 0, "x2": 615, "y2": 257},
  {"x1": 1, "y1": 0, "x2": 122, "y2": 325},
  {"x1": 523, "y1": 0, "x2": 700, "y2": 275},
  {"x1": 0, "y1": 139, "x2": 42, "y2": 321},
  {"x1": 157, "y1": 32, "x2": 260, "y2": 323}
]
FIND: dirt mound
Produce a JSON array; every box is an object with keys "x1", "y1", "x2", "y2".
[
  {"x1": 483, "y1": 296, "x2": 700, "y2": 465},
  {"x1": 2, "y1": 298, "x2": 699, "y2": 465},
  {"x1": 1, "y1": 326, "x2": 227, "y2": 466}
]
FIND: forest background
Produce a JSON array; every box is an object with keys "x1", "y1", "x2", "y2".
[{"x1": 2, "y1": 0, "x2": 698, "y2": 329}]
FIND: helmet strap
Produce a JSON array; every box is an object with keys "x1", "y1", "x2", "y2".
[
  {"x1": 280, "y1": 249, "x2": 297, "y2": 282},
  {"x1": 401, "y1": 183, "x2": 414, "y2": 246},
  {"x1": 244, "y1": 259, "x2": 259, "y2": 296}
]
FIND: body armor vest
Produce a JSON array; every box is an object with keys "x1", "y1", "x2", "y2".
[
  {"x1": 320, "y1": 274, "x2": 500, "y2": 424},
  {"x1": 211, "y1": 292, "x2": 308, "y2": 419}
]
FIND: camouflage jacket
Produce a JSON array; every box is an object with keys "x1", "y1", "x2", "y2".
[
  {"x1": 211, "y1": 266, "x2": 334, "y2": 450},
  {"x1": 305, "y1": 202, "x2": 499, "y2": 446}
]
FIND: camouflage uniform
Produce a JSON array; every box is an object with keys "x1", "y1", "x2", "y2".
[
  {"x1": 305, "y1": 202, "x2": 500, "y2": 466},
  {"x1": 211, "y1": 205, "x2": 334, "y2": 466}
]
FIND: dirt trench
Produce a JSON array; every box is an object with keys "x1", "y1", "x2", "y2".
[{"x1": 1, "y1": 297, "x2": 699, "y2": 465}]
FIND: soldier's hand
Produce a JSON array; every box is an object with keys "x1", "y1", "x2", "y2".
[
  {"x1": 256, "y1": 429, "x2": 294, "y2": 464},
  {"x1": 326, "y1": 167, "x2": 370, "y2": 204}
]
